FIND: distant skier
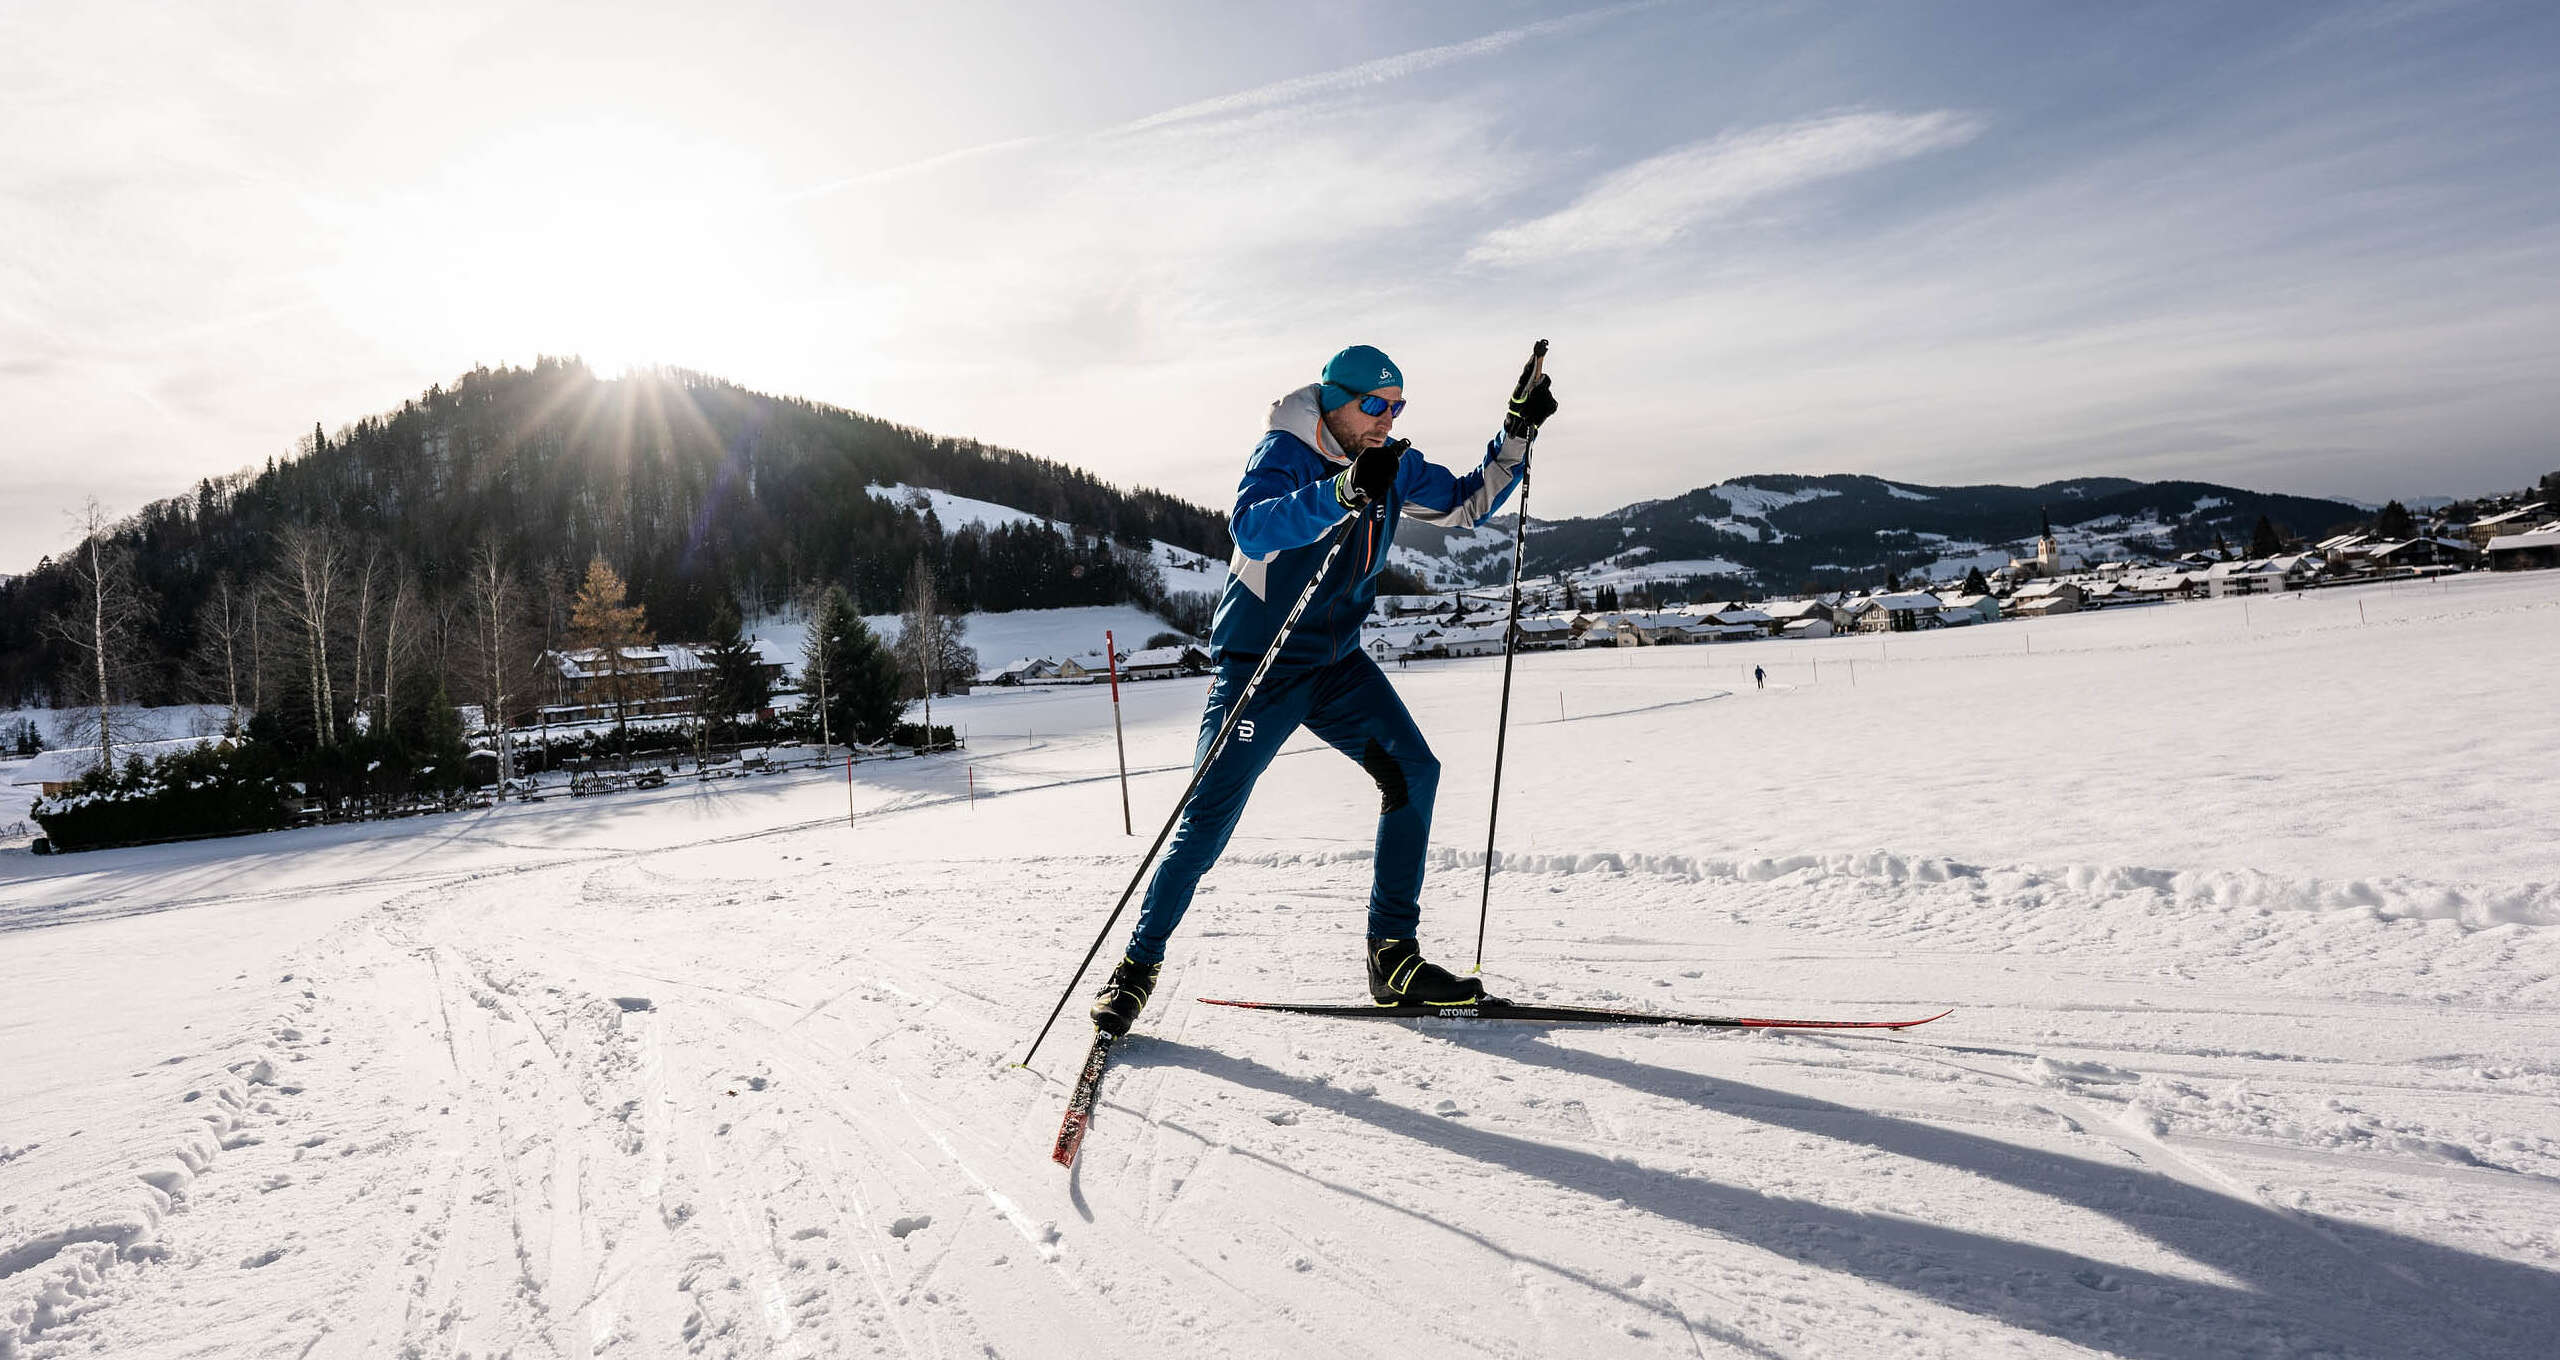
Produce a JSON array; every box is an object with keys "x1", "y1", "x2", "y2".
[
  {"x1": 1089, "y1": 345, "x2": 1558, "y2": 1035},
  {"x1": 1754, "y1": 665, "x2": 1765, "y2": 690}
]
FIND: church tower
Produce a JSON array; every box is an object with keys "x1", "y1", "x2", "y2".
[{"x1": 2035, "y1": 506, "x2": 2062, "y2": 577}]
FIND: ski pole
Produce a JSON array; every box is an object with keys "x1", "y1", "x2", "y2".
[
  {"x1": 1020, "y1": 466, "x2": 1392, "y2": 1068},
  {"x1": 1474, "y1": 339, "x2": 1548, "y2": 974}
]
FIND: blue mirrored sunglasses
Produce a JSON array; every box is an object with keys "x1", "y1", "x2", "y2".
[{"x1": 1329, "y1": 383, "x2": 1406, "y2": 418}]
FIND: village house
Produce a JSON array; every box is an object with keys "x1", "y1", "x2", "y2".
[
  {"x1": 2467, "y1": 503, "x2": 2552, "y2": 549},
  {"x1": 1758, "y1": 599, "x2": 1836, "y2": 633},
  {"x1": 1514, "y1": 616, "x2": 1582, "y2": 650},
  {"x1": 2006, "y1": 580, "x2": 2082, "y2": 617},
  {"x1": 973, "y1": 657, "x2": 1056, "y2": 687},
  {"x1": 2358, "y1": 538, "x2": 2475, "y2": 572},
  {"x1": 1843, "y1": 591, "x2": 1944, "y2": 633},
  {"x1": 1430, "y1": 623, "x2": 1507, "y2": 658},
  {"x1": 1939, "y1": 593, "x2": 2002, "y2": 626},
  {"x1": 1119, "y1": 645, "x2": 1211, "y2": 680},
  {"x1": 2487, "y1": 521, "x2": 2560, "y2": 571}
]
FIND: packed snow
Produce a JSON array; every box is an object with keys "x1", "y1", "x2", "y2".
[{"x1": 5, "y1": 572, "x2": 2558, "y2": 1358}]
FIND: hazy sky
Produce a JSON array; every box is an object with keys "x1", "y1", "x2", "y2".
[{"x1": 6, "y1": 0, "x2": 2558, "y2": 570}]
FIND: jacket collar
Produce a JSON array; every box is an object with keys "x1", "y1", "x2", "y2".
[{"x1": 1268, "y1": 383, "x2": 1349, "y2": 465}]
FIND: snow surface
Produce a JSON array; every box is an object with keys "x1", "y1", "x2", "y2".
[
  {"x1": 1710, "y1": 481, "x2": 1841, "y2": 518},
  {"x1": 5, "y1": 572, "x2": 2559, "y2": 1358},
  {"x1": 870, "y1": 484, "x2": 1227, "y2": 598}
]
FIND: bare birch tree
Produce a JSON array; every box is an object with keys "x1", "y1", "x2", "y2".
[
  {"x1": 44, "y1": 500, "x2": 153, "y2": 777},
  {"x1": 468, "y1": 541, "x2": 535, "y2": 787},
  {"x1": 348, "y1": 547, "x2": 380, "y2": 732},
  {"x1": 268, "y1": 523, "x2": 346, "y2": 747},
  {"x1": 185, "y1": 570, "x2": 251, "y2": 734}
]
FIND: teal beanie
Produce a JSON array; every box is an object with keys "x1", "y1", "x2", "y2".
[{"x1": 1318, "y1": 345, "x2": 1403, "y2": 411}]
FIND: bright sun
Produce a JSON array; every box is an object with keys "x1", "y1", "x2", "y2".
[{"x1": 310, "y1": 118, "x2": 822, "y2": 378}]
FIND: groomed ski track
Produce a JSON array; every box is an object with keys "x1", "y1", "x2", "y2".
[{"x1": 6, "y1": 573, "x2": 2560, "y2": 1358}]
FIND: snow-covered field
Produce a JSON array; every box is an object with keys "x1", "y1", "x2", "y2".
[{"x1": 5, "y1": 572, "x2": 2557, "y2": 1358}]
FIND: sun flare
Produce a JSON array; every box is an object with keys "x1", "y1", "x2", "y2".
[{"x1": 308, "y1": 118, "x2": 821, "y2": 377}]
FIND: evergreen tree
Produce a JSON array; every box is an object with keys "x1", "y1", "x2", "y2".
[
  {"x1": 569, "y1": 558, "x2": 654, "y2": 737},
  {"x1": 804, "y1": 586, "x2": 906, "y2": 745},
  {"x1": 2374, "y1": 500, "x2": 2415, "y2": 539},
  {"x1": 2212, "y1": 532, "x2": 2233, "y2": 562},
  {"x1": 700, "y1": 600, "x2": 769, "y2": 737},
  {"x1": 1960, "y1": 566, "x2": 1991, "y2": 596},
  {"x1": 2248, "y1": 514, "x2": 2284, "y2": 559}
]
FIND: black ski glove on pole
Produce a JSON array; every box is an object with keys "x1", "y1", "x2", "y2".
[
  {"x1": 1505, "y1": 372, "x2": 1558, "y2": 440},
  {"x1": 1333, "y1": 438, "x2": 1406, "y2": 508}
]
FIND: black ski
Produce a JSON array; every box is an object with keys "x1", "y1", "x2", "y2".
[
  {"x1": 1050, "y1": 1030, "x2": 1117, "y2": 1168},
  {"x1": 1199, "y1": 996, "x2": 1951, "y2": 1031}
]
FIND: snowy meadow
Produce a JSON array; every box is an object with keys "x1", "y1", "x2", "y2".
[{"x1": 4, "y1": 572, "x2": 2557, "y2": 1358}]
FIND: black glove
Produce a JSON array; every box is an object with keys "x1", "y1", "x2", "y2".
[
  {"x1": 1333, "y1": 438, "x2": 1406, "y2": 507},
  {"x1": 1505, "y1": 373, "x2": 1557, "y2": 440}
]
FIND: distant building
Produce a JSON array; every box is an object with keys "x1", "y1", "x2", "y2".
[
  {"x1": 1939, "y1": 593, "x2": 2002, "y2": 626},
  {"x1": 1759, "y1": 599, "x2": 1836, "y2": 631},
  {"x1": 2468, "y1": 503, "x2": 2551, "y2": 549},
  {"x1": 2486, "y1": 522, "x2": 2560, "y2": 571},
  {"x1": 1843, "y1": 591, "x2": 1944, "y2": 632},
  {"x1": 1120, "y1": 645, "x2": 1211, "y2": 680},
  {"x1": 2007, "y1": 581, "x2": 2082, "y2": 617},
  {"x1": 2003, "y1": 506, "x2": 2073, "y2": 582}
]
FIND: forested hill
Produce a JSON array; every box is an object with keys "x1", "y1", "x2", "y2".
[
  {"x1": 1517, "y1": 473, "x2": 2375, "y2": 593},
  {"x1": 0, "y1": 359, "x2": 1230, "y2": 707}
]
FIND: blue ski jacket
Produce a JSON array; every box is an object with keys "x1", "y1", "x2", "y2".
[{"x1": 1208, "y1": 383, "x2": 1530, "y2": 667}]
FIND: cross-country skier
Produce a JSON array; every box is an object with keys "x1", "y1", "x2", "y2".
[
  {"x1": 1089, "y1": 344, "x2": 1558, "y2": 1036},
  {"x1": 1754, "y1": 665, "x2": 1765, "y2": 690}
]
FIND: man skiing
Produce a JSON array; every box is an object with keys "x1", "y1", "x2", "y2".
[
  {"x1": 1089, "y1": 344, "x2": 1558, "y2": 1036},
  {"x1": 1754, "y1": 665, "x2": 1765, "y2": 690}
]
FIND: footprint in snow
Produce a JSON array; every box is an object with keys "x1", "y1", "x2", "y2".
[
  {"x1": 1264, "y1": 1109, "x2": 1300, "y2": 1126},
  {"x1": 888, "y1": 1215, "x2": 932, "y2": 1239}
]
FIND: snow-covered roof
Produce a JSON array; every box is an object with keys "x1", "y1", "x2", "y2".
[
  {"x1": 2487, "y1": 524, "x2": 2560, "y2": 551},
  {"x1": 1758, "y1": 599, "x2": 1829, "y2": 620},
  {"x1": 1121, "y1": 645, "x2": 1202, "y2": 668},
  {"x1": 1856, "y1": 591, "x2": 1943, "y2": 611},
  {"x1": 2473, "y1": 503, "x2": 2549, "y2": 528},
  {"x1": 2011, "y1": 581, "x2": 2077, "y2": 599}
]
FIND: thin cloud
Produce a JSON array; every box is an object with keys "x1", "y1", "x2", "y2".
[
  {"x1": 785, "y1": 1, "x2": 1654, "y2": 201},
  {"x1": 1113, "y1": 1, "x2": 1659, "y2": 137},
  {"x1": 1468, "y1": 109, "x2": 1987, "y2": 266}
]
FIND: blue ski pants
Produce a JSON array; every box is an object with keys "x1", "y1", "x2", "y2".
[{"x1": 1123, "y1": 650, "x2": 1440, "y2": 966}]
